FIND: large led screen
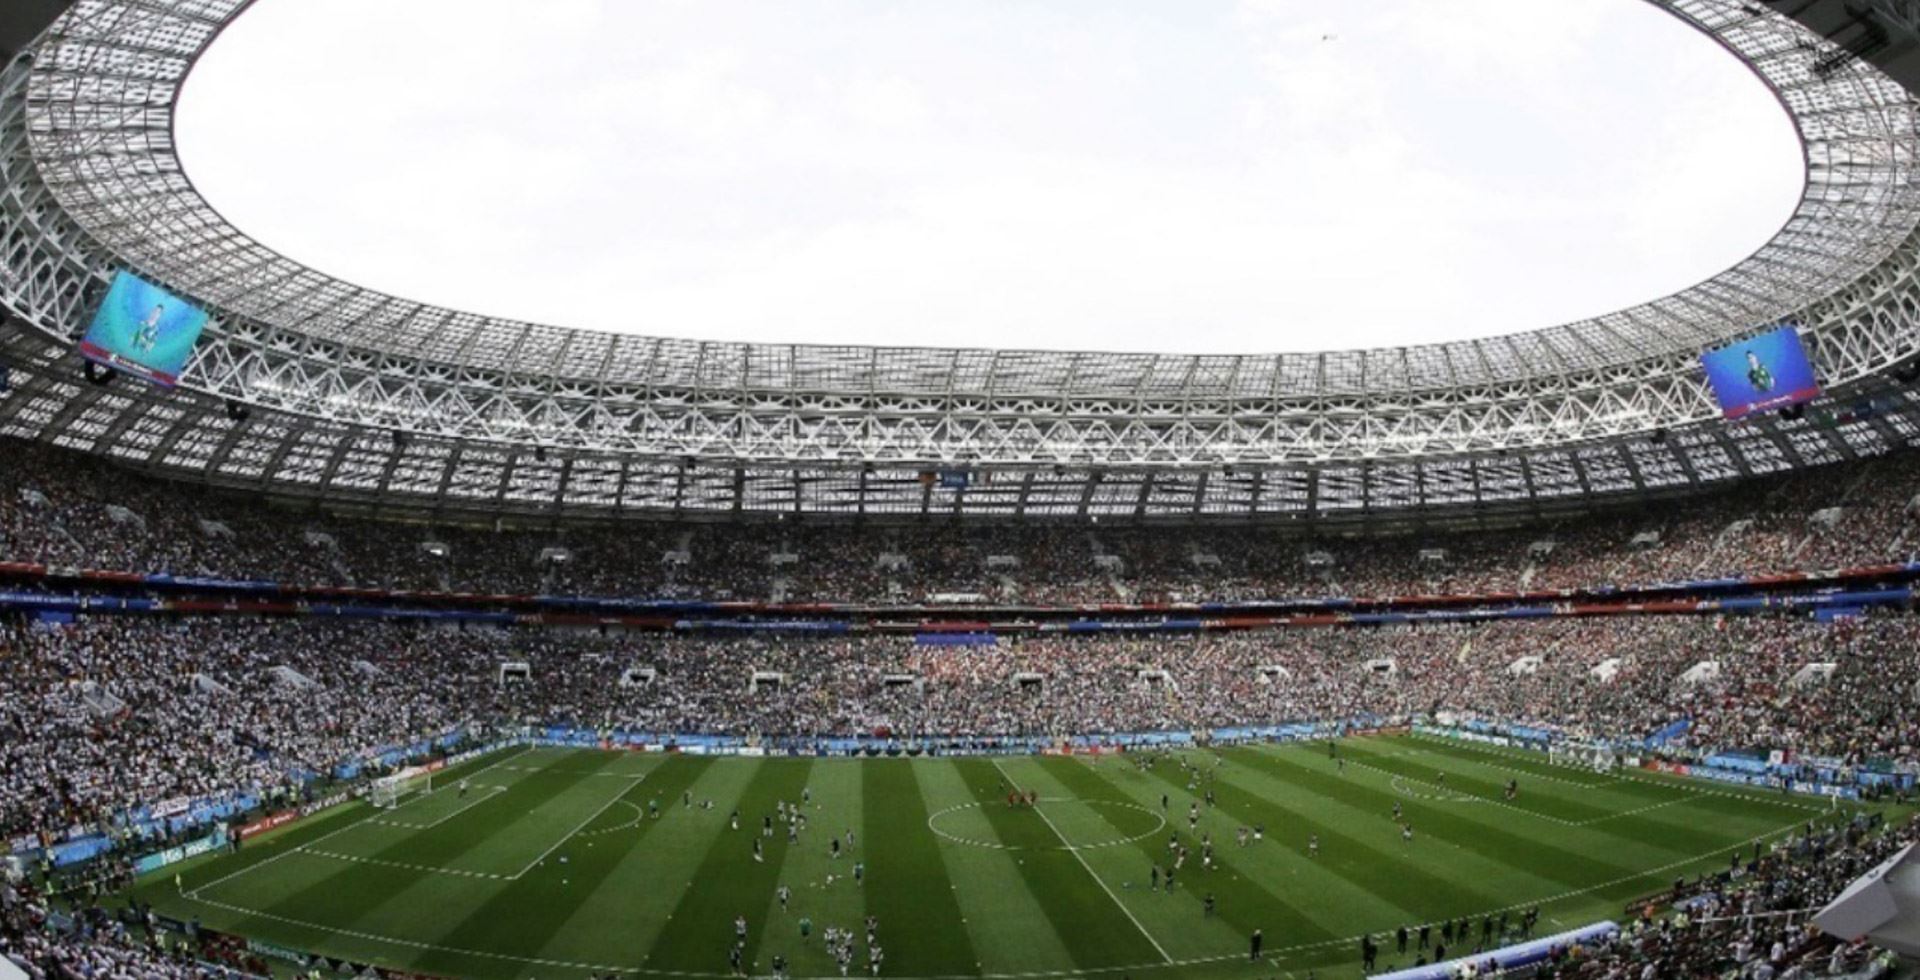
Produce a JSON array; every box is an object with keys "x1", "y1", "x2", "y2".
[
  {"x1": 78, "y1": 271, "x2": 210, "y2": 388},
  {"x1": 1700, "y1": 324, "x2": 1819, "y2": 420}
]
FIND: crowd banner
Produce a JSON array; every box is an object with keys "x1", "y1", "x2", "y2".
[{"x1": 131, "y1": 826, "x2": 229, "y2": 875}]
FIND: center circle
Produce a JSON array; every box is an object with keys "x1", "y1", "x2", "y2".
[{"x1": 926, "y1": 798, "x2": 1168, "y2": 851}]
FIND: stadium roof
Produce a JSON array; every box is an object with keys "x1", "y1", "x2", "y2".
[{"x1": 2, "y1": 0, "x2": 1920, "y2": 519}]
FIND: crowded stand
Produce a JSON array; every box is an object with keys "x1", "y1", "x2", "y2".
[
  {"x1": 3, "y1": 610, "x2": 1920, "y2": 977},
  {"x1": 3, "y1": 613, "x2": 1919, "y2": 845},
  {"x1": 1522, "y1": 811, "x2": 1913, "y2": 979},
  {"x1": 6, "y1": 441, "x2": 1920, "y2": 605},
  {"x1": 6, "y1": 439, "x2": 1920, "y2": 978}
]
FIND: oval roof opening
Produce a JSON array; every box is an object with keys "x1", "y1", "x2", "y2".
[{"x1": 176, "y1": 0, "x2": 1803, "y2": 354}]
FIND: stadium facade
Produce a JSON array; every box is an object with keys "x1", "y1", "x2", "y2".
[{"x1": 4, "y1": 0, "x2": 1920, "y2": 521}]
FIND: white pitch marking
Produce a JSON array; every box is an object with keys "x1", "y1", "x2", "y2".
[
  {"x1": 990, "y1": 757, "x2": 1172, "y2": 964},
  {"x1": 367, "y1": 784, "x2": 507, "y2": 830},
  {"x1": 181, "y1": 808, "x2": 1814, "y2": 980},
  {"x1": 185, "y1": 743, "x2": 535, "y2": 899},
  {"x1": 301, "y1": 849, "x2": 512, "y2": 881},
  {"x1": 510, "y1": 766, "x2": 655, "y2": 879}
]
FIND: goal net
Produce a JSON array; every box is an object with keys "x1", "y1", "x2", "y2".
[
  {"x1": 369, "y1": 765, "x2": 434, "y2": 809},
  {"x1": 1549, "y1": 743, "x2": 1619, "y2": 773}
]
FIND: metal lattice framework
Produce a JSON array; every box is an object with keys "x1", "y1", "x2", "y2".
[{"x1": 4, "y1": 0, "x2": 1920, "y2": 519}]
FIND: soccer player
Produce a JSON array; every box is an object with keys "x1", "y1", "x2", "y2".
[
  {"x1": 1396, "y1": 925, "x2": 1408, "y2": 953},
  {"x1": 1150, "y1": 865, "x2": 1160, "y2": 891},
  {"x1": 753, "y1": 838, "x2": 764, "y2": 863},
  {"x1": 1308, "y1": 834, "x2": 1319, "y2": 858},
  {"x1": 133, "y1": 304, "x2": 165, "y2": 354},
  {"x1": 853, "y1": 861, "x2": 864, "y2": 883},
  {"x1": 765, "y1": 815, "x2": 774, "y2": 837},
  {"x1": 458, "y1": 779, "x2": 469, "y2": 799},
  {"x1": 1249, "y1": 928, "x2": 1263, "y2": 962},
  {"x1": 831, "y1": 837, "x2": 842, "y2": 860},
  {"x1": 1402, "y1": 823, "x2": 1414, "y2": 844},
  {"x1": 1746, "y1": 350, "x2": 1774, "y2": 392},
  {"x1": 778, "y1": 884, "x2": 790, "y2": 912},
  {"x1": 1203, "y1": 893, "x2": 1216, "y2": 917}
]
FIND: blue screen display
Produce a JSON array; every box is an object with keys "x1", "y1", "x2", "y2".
[
  {"x1": 78, "y1": 271, "x2": 210, "y2": 388},
  {"x1": 1699, "y1": 325, "x2": 1819, "y2": 420}
]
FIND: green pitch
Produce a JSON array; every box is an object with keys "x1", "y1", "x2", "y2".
[{"x1": 134, "y1": 735, "x2": 1877, "y2": 979}]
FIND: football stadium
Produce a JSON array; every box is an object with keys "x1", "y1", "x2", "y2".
[{"x1": 9, "y1": 1, "x2": 1920, "y2": 978}]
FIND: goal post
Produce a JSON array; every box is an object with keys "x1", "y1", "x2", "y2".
[
  {"x1": 369, "y1": 765, "x2": 434, "y2": 809},
  {"x1": 1548, "y1": 742, "x2": 1620, "y2": 774}
]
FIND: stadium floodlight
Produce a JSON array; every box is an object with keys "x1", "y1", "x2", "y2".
[{"x1": 1814, "y1": 841, "x2": 1920, "y2": 958}]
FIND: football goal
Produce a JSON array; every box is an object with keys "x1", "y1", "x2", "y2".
[{"x1": 369, "y1": 765, "x2": 436, "y2": 809}]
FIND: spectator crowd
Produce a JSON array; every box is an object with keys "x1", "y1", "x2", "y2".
[
  {"x1": 5, "y1": 440, "x2": 1920, "y2": 605},
  {"x1": 5, "y1": 439, "x2": 1920, "y2": 978}
]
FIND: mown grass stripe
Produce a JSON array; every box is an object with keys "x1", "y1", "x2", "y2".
[
  {"x1": 526, "y1": 756, "x2": 724, "y2": 967},
  {"x1": 1337, "y1": 740, "x2": 1771, "y2": 859},
  {"x1": 407, "y1": 753, "x2": 698, "y2": 976},
  {"x1": 950, "y1": 757, "x2": 1164, "y2": 970},
  {"x1": 1336, "y1": 741, "x2": 1614, "y2": 824},
  {"x1": 755, "y1": 759, "x2": 866, "y2": 979},
  {"x1": 1032, "y1": 755, "x2": 1335, "y2": 951},
  {"x1": 1402, "y1": 736, "x2": 1666, "y2": 796},
  {"x1": 215, "y1": 748, "x2": 617, "y2": 949},
  {"x1": 1235, "y1": 744, "x2": 1642, "y2": 889},
  {"x1": 1144, "y1": 751, "x2": 1501, "y2": 929},
  {"x1": 913, "y1": 759, "x2": 1080, "y2": 976},
  {"x1": 864, "y1": 760, "x2": 979, "y2": 976},
  {"x1": 644, "y1": 758, "x2": 816, "y2": 974}
]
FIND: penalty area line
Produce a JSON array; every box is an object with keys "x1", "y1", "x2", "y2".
[
  {"x1": 183, "y1": 744, "x2": 535, "y2": 900},
  {"x1": 510, "y1": 765, "x2": 657, "y2": 879}
]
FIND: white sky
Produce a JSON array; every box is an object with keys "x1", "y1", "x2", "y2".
[{"x1": 175, "y1": 0, "x2": 1805, "y2": 354}]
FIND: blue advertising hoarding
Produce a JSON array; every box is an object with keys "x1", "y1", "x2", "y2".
[
  {"x1": 78, "y1": 270, "x2": 210, "y2": 388},
  {"x1": 1699, "y1": 324, "x2": 1819, "y2": 419}
]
